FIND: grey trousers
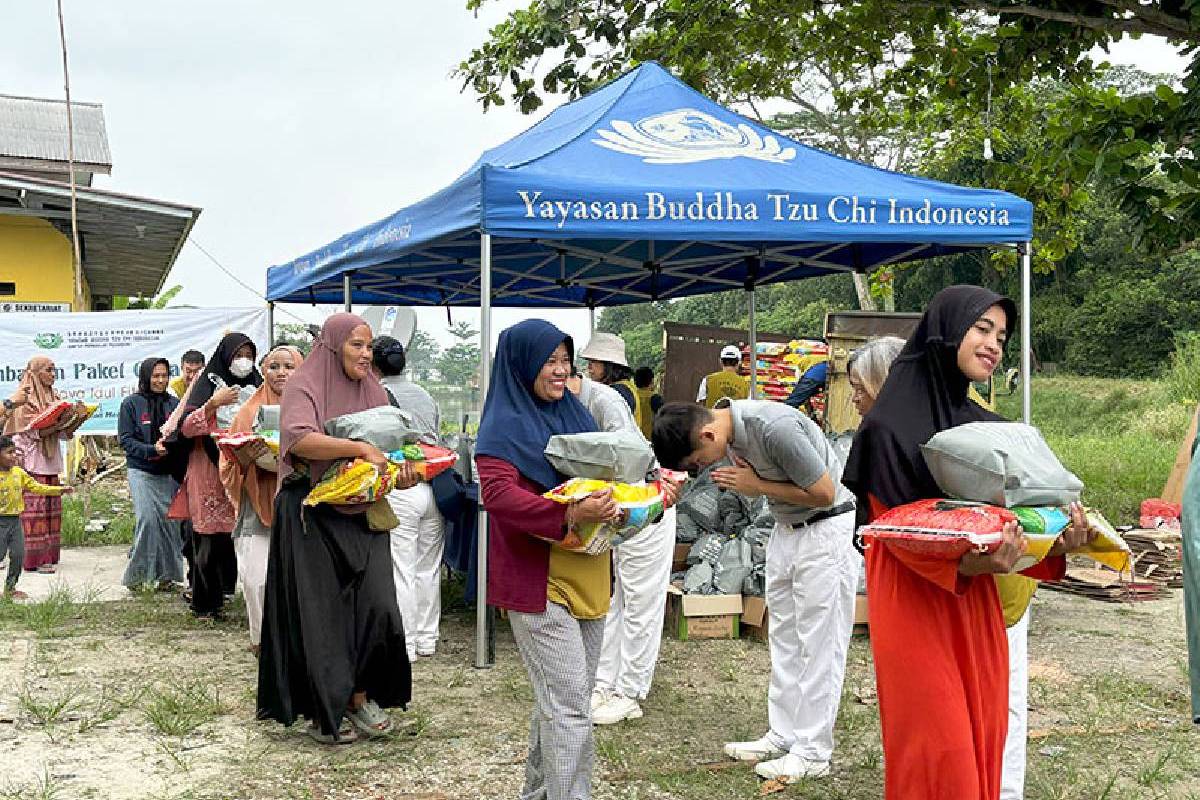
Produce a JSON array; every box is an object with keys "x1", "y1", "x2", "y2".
[
  {"x1": 508, "y1": 601, "x2": 605, "y2": 800},
  {"x1": 0, "y1": 516, "x2": 24, "y2": 592}
]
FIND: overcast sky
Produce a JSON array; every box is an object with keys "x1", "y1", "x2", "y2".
[{"x1": 3, "y1": 2, "x2": 1190, "y2": 352}]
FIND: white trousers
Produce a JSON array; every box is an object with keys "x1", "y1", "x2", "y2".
[
  {"x1": 765, "y1": 513, "x2": 858, "y2": 763},
  {"x1": 388, "y1": 481, "x2": 446, "y2": 658},
  {"x1": 594, "y1": 507, "x2": 676, "y2": 700},
  {"x1": 233, "y1": 534, "x2": 270, "y2": 646},
  {"x1": 1001, "y1": 608, "x2": 1030, "y2": 800}
]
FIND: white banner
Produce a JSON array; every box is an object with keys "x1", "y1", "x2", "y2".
[{"x1": 0, "y1": 308, "x2": 269, "y2": 435}]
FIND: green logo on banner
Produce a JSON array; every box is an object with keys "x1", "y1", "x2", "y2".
[{"x1": 33, "y1": 333, "x2": 63, "y2": 349}]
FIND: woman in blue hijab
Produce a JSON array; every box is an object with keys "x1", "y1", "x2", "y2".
[{"x1": 476, "y1": 319, "x2": 619, "y2": 800}]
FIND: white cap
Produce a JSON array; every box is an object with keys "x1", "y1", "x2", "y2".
[
  {"x1": 720, "y1": 345, "x2": 742, "y2": 360},
  {"x1": 578, "y1": 332, "x2": 629, "y2": 367}
]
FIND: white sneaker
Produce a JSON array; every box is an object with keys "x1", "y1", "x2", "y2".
[
  {"x1": 754, "y1": 754, "x2": 831, "y2": 781},
  {"x1": 415, "y1": 642, "x2": 436, "y2": 657},
  {"x1": 723, "y1": 736, "x2": 787, "y2": 762},
  {"x1": 592, "y1": 694, "x2": 643, "y2": 725},
  {"x1": 590, "y1": 687, "x2": 613, "y2": 713}
]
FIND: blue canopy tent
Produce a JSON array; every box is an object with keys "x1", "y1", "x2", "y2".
[{"x1": 266, "y1": 61, "x2": 1036, "y2": 666}]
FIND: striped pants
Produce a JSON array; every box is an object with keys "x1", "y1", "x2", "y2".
[{"x1": 509, "y1": 602, "x2": 604, "y2": 800}]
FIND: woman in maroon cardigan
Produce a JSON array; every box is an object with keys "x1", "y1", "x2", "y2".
[{"x1": 476, "y1": 319, "x2": 619, "y2": 800}]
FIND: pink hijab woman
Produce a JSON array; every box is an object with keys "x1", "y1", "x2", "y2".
[{"x1": 257, "y1": 313, "x2": 416, "y2": 745}]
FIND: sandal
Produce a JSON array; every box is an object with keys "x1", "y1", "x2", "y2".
[
  {"x1": 307, "y1": 721, "x2": 358, "y2": 745},
  {"x1": 346, "y1": 699, "x2": 392, "y2": 738}
]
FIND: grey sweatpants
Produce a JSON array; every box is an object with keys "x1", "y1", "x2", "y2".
[
  {"x1": 0, "y1": 516, "x2": 24, "y2": 592},
  {"x1": 508, "y1": 601, "x2": 605, "y2": 800}
]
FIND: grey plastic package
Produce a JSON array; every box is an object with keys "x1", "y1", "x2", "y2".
[
  {"x1": 544, "y1": 431, "x2": 655, "y2": 482},
  {"x1": 323, "y1": 406, "x2": 418, "y2": 452},
  {"x1": 921, "y1": 421, "x2": 1083, "y2": 508}
]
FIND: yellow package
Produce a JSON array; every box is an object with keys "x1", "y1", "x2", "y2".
[
  {"x1": 304, "y1": 459, "x2": 400, "y2": 506},
  {"x1": 1076, "y1": 509, "x2": 1132, "y2": 573}
]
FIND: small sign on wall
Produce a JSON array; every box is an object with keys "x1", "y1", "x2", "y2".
[{"x1": 0, "y1": 302, "x2": 71, "y2": 313}]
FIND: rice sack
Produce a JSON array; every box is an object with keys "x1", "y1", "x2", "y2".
[
  {"x1": 543, "y1": 477, "x2": 665, "y2": 556},
  {"x1": 859, "y1": 499, "x2": 1018, "y2": 560}
]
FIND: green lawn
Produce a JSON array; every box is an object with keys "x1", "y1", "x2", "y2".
[{"x1": 994, "y1": 375, "x2": 1193, "y2": 524}]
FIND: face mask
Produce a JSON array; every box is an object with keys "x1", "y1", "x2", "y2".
[{"x1": 229, "y1": 357, "x2": 255, "y2": 379}]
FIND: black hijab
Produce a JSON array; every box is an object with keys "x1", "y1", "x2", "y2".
[
  {"x1": 183, "y1": 332, "x2": 262, "y2": 411},
  {"x1": 842, "y1": 285, "x2": 1017, "y2": 520},
  {"x1": 137, "y1": 357, "x2": 174, "y2": 444},
  {"x1": 173, "y1": 332, "x2": 262, "y2": 465}
]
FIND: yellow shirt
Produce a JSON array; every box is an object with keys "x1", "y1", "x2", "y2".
[
  {"x1": 703, "y1": 370, "x2": 749, "y2": 409},
  {"x1": 635, "y1": 386, "x2": 655, "y2": 439},
  {"x1": 0, "y1": 466, "x2": 66, "y2": 516},
  {"x1": 547, "y1": 547, "x2": 611, "y2": 620},
  {"x1": 994, "y1": 573, "x2": 1037, "y2": 627}
]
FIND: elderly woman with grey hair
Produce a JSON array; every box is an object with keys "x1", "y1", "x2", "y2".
[{"x1": 847, "y1": 336, "x2": 906, "y2": 417}]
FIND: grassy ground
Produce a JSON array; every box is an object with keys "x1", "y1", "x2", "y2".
[
  {"x1": 60, "y1": 487, "x2": 135, "y2": 548},
  {"x1": 995, "y1": 376, "x2": 1192, "y2": 523},
  {"x1": 0, "y1": 582, "x2": 1194, "y2": 800}
]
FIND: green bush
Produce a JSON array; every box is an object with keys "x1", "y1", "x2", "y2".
[
  {"x1": 1164, "y1": 331, "x2": 1200, "y2": 406},
  {"x1": 996, "y1": 375, "x2": 1191, "y2": 522}
]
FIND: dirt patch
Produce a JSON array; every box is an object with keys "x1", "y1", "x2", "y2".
[{"x1": 0, "y1": 551, "x2": 1196, "y2": 800}]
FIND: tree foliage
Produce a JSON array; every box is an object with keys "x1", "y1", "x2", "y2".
[
  {"x1": 437, "y1": 321, "x2": 483, "y2": 387},
  {"x1": 459, "y1": 0, "x2": 1200, "y2": 254},
  {"x1": 273, "y1": 323, "x2": 314, "y2": 355},
  {"x1": 113, "y1": 284, "x2": 183, "y2": 310},
  {"x1": 406, "y1": 329, "x2": 442, "y2": 381}
]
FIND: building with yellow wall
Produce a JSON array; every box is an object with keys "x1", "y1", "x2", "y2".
[
  {"x1": 0, "y1": 94, "x2": 199, "y2": 312},
  {"x1": 0, "y1": 216, "x2": 91, "y2": 310}
]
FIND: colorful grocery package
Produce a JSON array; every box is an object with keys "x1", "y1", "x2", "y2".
[
  {"x1": 1080, "y1": 508, "x2": 1132, "y2": 572},
  {"x1": 303, "y1": 458, "x2": 402, "y2": 506},
  {"x1": 1011, "y1": 505, "x2": 1131, "y2": 572},
  {"x1": 543, "y1": 477, "x2": 665, "y2": 555},
  {"x1": 28, "y1": 400, "x2": 74, "y2": 430},
  {"x1": 386, "y1": 443, "x2": 457, "y2": 481},
  {"x1": 214, "y1": 430, "x2": 281, "y2": 471}
]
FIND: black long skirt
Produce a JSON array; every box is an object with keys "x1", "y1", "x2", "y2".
[{"x1": 257, "y1": 480, "x2": 411, "y2": 736}]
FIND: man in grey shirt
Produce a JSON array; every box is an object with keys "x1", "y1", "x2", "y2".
[
  {"x1": 372, "y1": 336, "x2": 445, "y2": 659},
  {"x1": 652, "y1": 399, "x2": 858, "y2": 783}
]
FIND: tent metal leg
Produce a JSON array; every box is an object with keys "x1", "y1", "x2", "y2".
[
  {"x1": 342, "y1": 273, "x2": 352, "y2": 313},
  {"x1": 1021, "y1": 242, "x2": 1032, "y2": 424},
  {"x1": 747, "y1": 288, "x2": 757, "y2": 400},
  {"x1": 266, "y1": 302, "x2": 274, "y2": 347},
  {"x1": 589, "y1": 306, "x2": 596, "y2": 334},
  {"x1": 475, "y1": 233, "x2": 495, "y2": 669}
]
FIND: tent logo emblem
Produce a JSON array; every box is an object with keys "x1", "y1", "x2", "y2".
[{"x1": 593, "y1": 109, "x2": 795, "y2": 165}]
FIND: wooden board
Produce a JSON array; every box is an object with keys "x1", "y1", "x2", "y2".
[{"x1": 1160, "y1": 404, "x2": 1200, "y2": 505}]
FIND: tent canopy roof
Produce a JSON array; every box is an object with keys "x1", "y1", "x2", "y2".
[{"x1": 267, "y1": 62, "x2": 1031, "y2": 308}]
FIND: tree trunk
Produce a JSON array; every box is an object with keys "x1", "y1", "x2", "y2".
[{"x1": 853, "y1": 273, "x2": 876, "y2": 311}]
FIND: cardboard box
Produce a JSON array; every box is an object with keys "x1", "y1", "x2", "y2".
[
  {"x1": 672, "y1": 543, "x2": 691, "y2": 572},
  {"x1": 666, "y1": 585, "x2": 742, "y2": 640},
  {"x1": 853, "y1": 593, "x2": 869, "y2": 634},
  {"x1": 740, "y1": 595, "x2": 768, "y2": 643}
]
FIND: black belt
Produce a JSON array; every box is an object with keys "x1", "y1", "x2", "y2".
[{"x1": 792, "y1": 501, "x2": 855, "y2": 528}]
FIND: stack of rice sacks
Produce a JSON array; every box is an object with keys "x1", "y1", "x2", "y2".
[{"x1": 739, "y1": 339, "x2": 828, "y2": 405}]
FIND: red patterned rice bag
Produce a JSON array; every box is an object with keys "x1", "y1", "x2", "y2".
[{"x1": 860, "y1": 498, "x2": 1018, "y2": 560}]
